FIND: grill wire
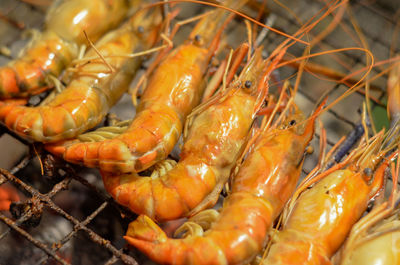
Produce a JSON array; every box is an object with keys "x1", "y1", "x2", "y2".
[{"x1": 0, "y1": 0, "x2": 399, "y2": 264}]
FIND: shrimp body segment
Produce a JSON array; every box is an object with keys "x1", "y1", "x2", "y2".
[
  {"x1": 101, "y1": 48, "x2": 275, "y2": 222},
  {"x1": 0, "y1": 0, "x2": 130, "y2": 98},
  {"x1": 0, "y1": 8, "x2": 163, "y2": 143},
  {"x1": 124, "y1": 103, "x2": 321, "y2": 265},
  {"x1": 46, "y1": 0, "x2": 247, "y2": 173},
  {"x1": 263, "y1": 144, "x2": 388, "y2": 265}
]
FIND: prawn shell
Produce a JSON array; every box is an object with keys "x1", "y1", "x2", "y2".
[
  {"x1": 124, "y1": 104, "x2": 320, "y2": 265},
  {"x1": 46, "y1": 43, "x2": 211, "y2": 173},
  {"x1": 0, "y1": 10, "x2": 154, "y2": 142},
  {"x1": 264, "y1": 169, "x2": 378, "y2": 264},
  {"x1": 0, "y1": 0, "x2": 129, "y2": 98}
]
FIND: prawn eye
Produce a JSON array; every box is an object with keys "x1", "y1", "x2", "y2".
[
  {"x1": 137, "y1": 26, "x2": 144, "y2": 33},
  {"x1": 244, "y1": 80, "x2": 252, "y2": 89},
  {"x1": 289, "y1": 120, "x2": 296, "y2": 126},
  {"x1": 194, "y1": 34, "x2": 202, "y2": 43},
  {"x1": 363, "y1": 167, "x2": 373, "y2": 177}
]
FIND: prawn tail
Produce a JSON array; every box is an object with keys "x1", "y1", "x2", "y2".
[
  {"x1": 126, "y1": 215, "x2": 168, "y2": 243},
  {"x1": 45, "y1": 119, "x2": 131, "y2": 169},
  {"x1": 124, "y1": 215, "x2": 174, "y2": 264},
  {"x1": 125, "y1": 215, "x2": 226, "y2": 265},
  {"x1": 45, "y1": 140, "x2": 101, "y2": 168}
]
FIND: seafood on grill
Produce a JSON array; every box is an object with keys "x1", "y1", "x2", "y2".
[
  {"x1": 0, "y1": 0, "x2": 131, "y2": 99},
  {"x1": 123, "y1": 97, "x2": 323, "y2": 265},
  {"x1": 0, "y1": 6, "x2": 163, "y2": 143},
  {"x1": 45, "y1": 0, "x2": 249, "y2": 173},
  {"x1": 335, "y1": 62, "x2": 400, "y2": 265},
  {"x1": 101, "y1": 46, "x2": 285, "y2": 222},
  {"x1": 336, "y1": 152, "x2": 399, "y2": 265},
  {"x1": 261, "y1": 129, "x2": 395, "y2": 265}
]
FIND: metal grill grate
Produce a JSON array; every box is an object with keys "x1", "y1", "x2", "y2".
[{"x1": 0, "y1": 0, "x2": 399, "y2": 264}]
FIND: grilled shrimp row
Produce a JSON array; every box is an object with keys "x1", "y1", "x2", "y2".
[
  {"x1": 124, "y1": 60, "x2": 400, "y2": 265},
  {"x1": 1, "y1": 1, "x2": 400, "y2": 265}
]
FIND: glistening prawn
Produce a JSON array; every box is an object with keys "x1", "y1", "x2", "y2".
[
  {"x1": 124, "y1": 99, "x2": 324, "y2": 265},
  {"x1": 0, "y1": 6, "x2": 163, "y2": 142},
  {"x1": 101, "y1": 47, "x2": 286, "y2": 222},
  {"x1": 45, "y1": 0, "x2": 249, "y2": 173},
  {"x1": 336, "y1": 152, "x2": 399, "y2": 265},
  {"x1": 262, "y1": 128, "x2": 396, "y2": 265},
  {"x1": 0, "y1": 0, "x2": 133, "y2": 99},
  {"x1": 44, "y1": 0, "x2": 349, "y2": 172},
  {"x1": 336, "y1": 63, "x2": 400, "y2": 265}
]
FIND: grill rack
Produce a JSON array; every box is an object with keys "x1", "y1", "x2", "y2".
[{"x1": 0, "y1": 0, "x2": 399, "y2": 264}]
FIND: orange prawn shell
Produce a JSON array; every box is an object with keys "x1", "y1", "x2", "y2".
[
  {"x1": 137, "y1": 44, "x2": 208, "y2": 113},
  {"x1": 291, "y1": 170, "x2": 368, "y2": 249},
  {"x1": 102, "y1": 88, "x2": 258, "y2": 221},
  {"x1": 0, "y1": 0, "x2": 129, "y2": 98},
  {"x1": 0, "y1": 7, "x2": 162, "y2": 142},
  {"x1": 46, "y1": 3, "x2": 241, "y2": 173},
  {"x1": 265, "y1": 167, "x2": 384, "y2": 264},
  {"x1": 124, "y1": 106, "x2": 320, "y2": 265},
  {"x1": 46, "y1": 43, "x2": 213, "y2": 173},
  {"x1": 1, "y1": 32, "x2": 76, "y2": 97},
  {"x1": 232, "y1": 131, "x2": 306, "y2": 210},
  {"x1": 107, "y1": 43, "x2": 211, "y2": 172},
  {"x1": 46, "y1": 0, "x2": 128, "y2": 43}
]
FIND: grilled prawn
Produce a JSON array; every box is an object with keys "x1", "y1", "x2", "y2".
[
  {"x1": 45, "y1": 0, "x2": 248, "y2": 173},
  {"x1": 0, "y1": 7, "x2": 163, "y2": 142},
  {"x1": 101, "y1": 47, "x2": 284, "y2": 222},
  {"x1": 124, "y1": 100, "x2": 322, "y2": 265},
  {"x1": 262, "y1": 131, "x2": 393, "y2": 265},
  {"x1": 0, "y1": 0, "x2": 131, "y2": 98}
]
